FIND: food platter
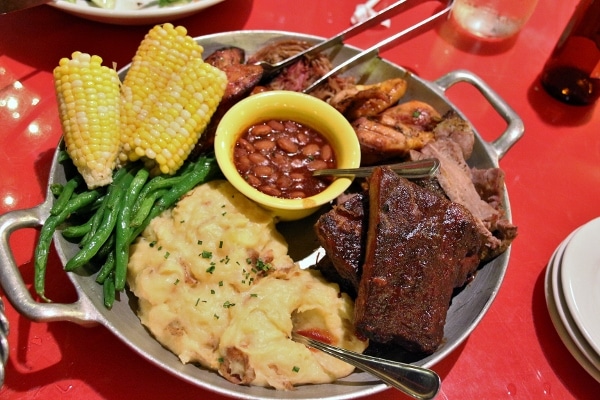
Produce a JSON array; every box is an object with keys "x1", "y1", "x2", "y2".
[
  {"x1": 0, "y1": 30, "x2": 522, "y2": 399},
  {"x1": 48, "y1": 0, "x2": 226, "y2": 25}
]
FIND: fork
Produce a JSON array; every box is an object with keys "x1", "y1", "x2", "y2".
[{"x1": 291, "y1": 332, "x2": 441, "y2": 400}]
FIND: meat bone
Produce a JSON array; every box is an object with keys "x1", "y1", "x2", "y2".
[{"x1": 253, "y1": 0, "x2": 455, "y2": 92}]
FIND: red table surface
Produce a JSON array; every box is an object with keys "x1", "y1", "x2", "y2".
[{"x1": 1, "y1": 0, "x2": 599, "y2": 398}]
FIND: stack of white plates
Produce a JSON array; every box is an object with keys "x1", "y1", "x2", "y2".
[{"x1": 545, "y1": 217, "x2": 600, "y2": 383}]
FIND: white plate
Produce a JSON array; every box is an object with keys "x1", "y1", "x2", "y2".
[
  {"x1": 545, "y1": 235, "x2": 600, "y2": 383},
  {"x1": 561, "y1": 217, "x2": 600, "y2": 357},
  {"x1": 550, "y1": 230, "x2": 600, "y2": 372},
  {"x1": 49, "y1": 0, "x2": 225, "y2": 25}
]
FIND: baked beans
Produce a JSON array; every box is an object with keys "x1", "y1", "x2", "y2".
[{"x1": 234, "y1": 119, "x2": 337, "y2": 199}]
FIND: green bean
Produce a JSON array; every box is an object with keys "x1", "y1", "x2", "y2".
[
  {"x1": 64, "y1": 169, "x2": 132, "y2": 272},
  {"x1": 154, "y1": 157, "x2": 217, "y2": 213},
  {"x1": 34, "y1": 189, "x2": 102, "y2": 301},
  {"x1": 50, "y1": 183, "x2": 63, "y2": 197},
  {"x1": 76, "y1": 169, "x2": 125, "y2": 249},
  {"x1": 129, "y1": 188, "x2": 167, "y2": 229},
  {"x1": 37, "y1": 156, "x2": 218, "y2": 307},
  {"x1": 74, "y1": 193, "x2": 107, "y2": 215},
  {"x1": 50, "y1": 176, "x2": 82, "y2": 216},
  {"x1": 74, "y1": 207, "x2": 101, "y2": 246},
  {"x1": 115, "y1": 166, "x2": 149, "y2": 291},
  {"x1": 103, "y1": 271, "x2": 116, "y2": 309},
  {"x1": 96, "y1": 250, "x2": 115, "y2": 284},
  {"x1": 57, "y1": 149, "x2": 71, "y2": 164},
  {"x1": 130, "y1": 175, "x2": 184, "y2": 218},
  {"x1": 61, "y1": 218, "x2": 93, "y2": 239},
  {"x1": 174, "y1": 157, "x2": 197, "y2": 175},
  {"x1": 94, "y1": 232, "x2": 115, "y2": 263},
  {"x1": 78, "y1": 193, "x2": 109, "y2": 249}
]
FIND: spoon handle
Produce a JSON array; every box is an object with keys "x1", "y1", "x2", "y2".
[
  {"x1": 0, "y1": 298, "x2": 8, "y2": 388},
  {"x1": 292, "y1": 332, "x2": 440, "y2": 400},
  {"x1": 313, "y1": 158, "x2": 440, "y2": 179}
]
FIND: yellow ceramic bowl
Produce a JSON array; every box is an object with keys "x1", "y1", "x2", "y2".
[{"x1": 214, "y1": 90, "x2": 361, "y2": 221}]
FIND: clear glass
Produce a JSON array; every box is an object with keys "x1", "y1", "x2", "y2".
[{"x1": 449, "y1": 0, "x2": 539, "y2": 41}]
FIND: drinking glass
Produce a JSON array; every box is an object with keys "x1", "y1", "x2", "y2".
[{"x1": 449, "y1": 0, "x2": 539, "y2": 41}]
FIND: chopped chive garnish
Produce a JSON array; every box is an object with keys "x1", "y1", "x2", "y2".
[
  {"x1": 223, "y1": 301, "x2": 235, "y2": 308},
  {"x1": 201, "y1": 250, "x2": 212, "y2": 259}
]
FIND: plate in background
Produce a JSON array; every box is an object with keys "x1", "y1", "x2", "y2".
[
  {"x1": 49, "y1": 0, "x2": 225, "y2": 25},
  {"x1": 561, "y1": 217, "x2": 600, "y2": 358}
]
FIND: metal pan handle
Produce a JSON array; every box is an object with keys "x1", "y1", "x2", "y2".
[
  {"x1": 0, "y1": 198, "x2": 100, "y2": 326},
  {"x1": 432, "y1": 69, "x2": 524, "y2": 160}
]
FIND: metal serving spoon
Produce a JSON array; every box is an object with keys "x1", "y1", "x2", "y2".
[
  {"x1": 313, "y1": 158, "x2": 440, "y2": 179},
  {"x1": 254, "y1": 0, "x2": 415, "y2": 79},
  {"x1": 252, "y1": 0, "x2": 454, "y2": 91},
  {"x1": 291, "y1": 332, "x2": 441, "y2": 400}
]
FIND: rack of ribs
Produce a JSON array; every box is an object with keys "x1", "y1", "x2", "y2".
[{"x1": 315, "y1": 166, "x2": 484, "y2": 354}]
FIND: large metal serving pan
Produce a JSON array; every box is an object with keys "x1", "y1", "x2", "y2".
[{"x1": 0, "y1": 30, "x2": 523, "y2": 399}]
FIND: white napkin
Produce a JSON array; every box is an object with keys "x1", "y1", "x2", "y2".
[{"x1": 350, "y1": 0, "x2": 391, "y2": 27}]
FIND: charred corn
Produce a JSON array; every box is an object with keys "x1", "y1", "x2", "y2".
[
  {"x1": 53, "y1": 51, "x2": 121, "y2": 189},
  {"x1": 119, "y1": 23, "x2": 226, "y2": 175}
]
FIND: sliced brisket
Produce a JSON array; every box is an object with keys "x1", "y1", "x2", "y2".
[{"x1": 411, "y1": 137, "x2": 517, "y2": 262}]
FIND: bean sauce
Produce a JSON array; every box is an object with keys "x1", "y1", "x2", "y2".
[{"x1": 234, "y1": 119, "x2": 337, "y2": 199}]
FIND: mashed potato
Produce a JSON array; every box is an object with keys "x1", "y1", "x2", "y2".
[{"x1": 127, "y1": 180, "x2": 367, "y2": 390}]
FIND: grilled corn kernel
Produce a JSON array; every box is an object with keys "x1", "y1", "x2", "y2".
[
  {"x1": 131, "y1": 58, "x2": 227, "y2": 175},
  {"x1": 53, "y1": 51, "x2": 121, "y2": 189},
  {"x1": 119, "y1": 24, "x2": 203, "y2": 161},
  {"x1": 119, "y1": 23, "x2": 227, "y2": 175}
]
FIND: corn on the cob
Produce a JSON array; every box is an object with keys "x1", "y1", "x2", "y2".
[
  {"x1": 128, "y1": 57, "x2": 227, "y2": 175},
  {"x1": 53, "y1": 51, "x2": 121, "y2": 189},
  {"x1": 53, "y1": 23, "x2": 227, "y2": 183},
  {"x1": 119, "y1": 23, "x2": 226, "y2": 175}
]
